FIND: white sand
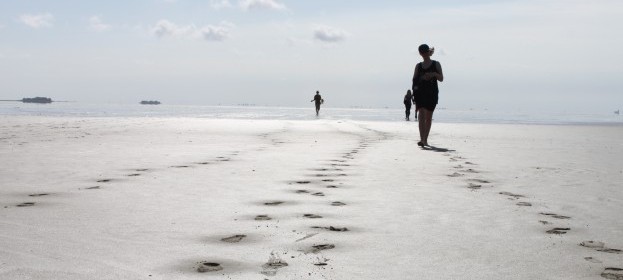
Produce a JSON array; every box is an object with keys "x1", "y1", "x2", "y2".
[{"x1": 1, "y1": 116, "x2": 622, "y2": 279}]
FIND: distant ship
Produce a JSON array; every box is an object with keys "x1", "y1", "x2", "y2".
[
  {"x1": 140, "y1": 100, "x2": 161, "y2": 105},
  {"x1": 22, "y1": 97, "x2": 53, "y2": 104}
]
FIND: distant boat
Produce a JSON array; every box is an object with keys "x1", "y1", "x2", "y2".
[
  {"x1": 616, "y1": 110, "x2": 620, "y2": 115},
  {"x1": 140, "y1": 100, "x2": 161, "y2": 105},
  {"x1": 22, "y1": 97, "x2": 52, "y2": 104}
]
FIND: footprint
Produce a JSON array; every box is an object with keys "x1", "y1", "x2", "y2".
[
  {"x1": 310, "y1": 244, "x2": 335, "y2": 253},
  {"x1": 314, "y1": 262, "x2": 328, "y2": 266},
  {"x1": 295, "y1": 190, "x2": 310, "y2": 194},
  {"x1": 221, "y1": 234, "x2": 246, "y2": 243},
  {"x1": 255, "y1": 215, "x2": 272, "y2": 221},
  {"x1": 264, "y1": 201, "x2": 284, "y2": 206},
  {"x1": 127, "y1": 173, "x2": 141, "y2": 177},
  {"x1": 322, "y1": 179, "x2": 335, "y2": 182},
  {"x1": 261, "y1": 252, "x2": 288, "y2": 276},
  {"x1": 546, "y1": 227, "x2": 570, "y2": 234},
  {"x1": 326, "y1": 185, "x2": 339, "y2": 189},
  {"x1": 539, "y1": 220, "x2": 551, "y2": 225},
  {"x1": 311, "y1": 192, "x2": 325, "y2": 197},
  {"x1": 584, "y1": 257, "x2": 602, "y2": 263},
  {"x1": 303, "y1": 214, "x2": 322, "y2": 219},
  {"x1": 171, "y1": 165, "x2": 190, "y2": 168},
  {"x1": 196, "y1": 162, "x2": 211, "y2": 165},
  {"x1": 295, "y1": 181, "x2": 311, "y2": 184},
  {"x1": 135, "y1": 169, "x2": 149, "y2": 172},
  {"x1": 464, "y1": 169, "x2": 479, "y2": 173},
  {"x1": 97, "y1": 179, "x2": 112, "y2": 183},
  {"x1": 601, "y1": 267, "x2": 623, "y2": 279},
  {"x1": 447, "y1": 172, "x2": 464, "y2": 177},
  {"x1": 16, "y1": 202, "x2": 35, "y2": 207},
  {"x1": 580, "y1": 241, "x2": 606, "y2": 249},
  {"x1": 499, "y1": 192, "x2": 525, "y2": 199},
  {"x1": 197, "y1": 262, "x2": 223, "y2": 273},
  {"x1": 516, "y1": 202, "x2": 532, "y2": 207},
  {"x1": 598, "y1": 248, "x2": 622, "y2": 254},
  {"x1": 467, "y1": 183, "x2": 482, "y2": 190},
  {"x1": 28, "y1": 193, "x2": 50, "y2": 197},
  {"x1": 311, "y1": 226, "x2": 348, "y2": 232},
  {"x1": 468, "y1": 179, "x2": 490, "y2": 184},
  {"x1": 539, "y1": 212, "x2": 571, "y2": 219},
  {"x1": 85, "y1": 186, "x2": 100, "y2": 190},
  {"x1": 331, "y1": 201, "x2": 346, "y2": 206}
]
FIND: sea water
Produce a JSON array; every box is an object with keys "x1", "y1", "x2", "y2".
[{"x1": 0, "y1": 102, "x2": 621, "y2": 125}]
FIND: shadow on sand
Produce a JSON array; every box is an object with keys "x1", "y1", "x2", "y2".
[{"x1": 421, "y1": 145, "x2": 455, "y2": 153}]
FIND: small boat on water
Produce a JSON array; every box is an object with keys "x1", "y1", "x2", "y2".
[
  {"x1": 22, "y1": 97, "x2": 53, "y2": 104},
  {"x1": 140, "y1": 100, "x2": 161, "y2": 105}
]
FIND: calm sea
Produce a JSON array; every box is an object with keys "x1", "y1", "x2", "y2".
[{"x1": 0, "y1": 102, "x2": 621, "y2": 125}]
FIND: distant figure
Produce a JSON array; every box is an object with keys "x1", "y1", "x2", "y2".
[
  {"x1": 403, "y1": 90, "x2": 413, "y2": 121},
  {"x1": 412, "y1": 44, "x2": 443, "y2": 147},
  {"x1": 311, "y1": 91, "x2": 324, "y2": 116}
]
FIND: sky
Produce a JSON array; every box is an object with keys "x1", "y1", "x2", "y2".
[{"x1": 1, "y1": 0, "x2": 622, "y2": 112}]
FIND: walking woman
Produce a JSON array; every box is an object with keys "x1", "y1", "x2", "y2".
[
  {"x1": 412, "y1": 44, "x2": 443, "y2": 147},
  {"x1": 403, "y1": 90, "x2": 413, "y2": 121}
]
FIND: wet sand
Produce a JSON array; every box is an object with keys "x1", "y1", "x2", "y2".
[{"x1": 1, "y1": 116, "x2": 622, "y2": 279}]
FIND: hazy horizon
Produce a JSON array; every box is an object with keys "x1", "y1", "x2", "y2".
[{"x1": 1, "y1": 0, "x2": 622, "y2": 114}]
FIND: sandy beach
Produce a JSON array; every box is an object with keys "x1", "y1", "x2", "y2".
[{"x1": 1, "y1": 116, "x2": 622, "y2": 279}]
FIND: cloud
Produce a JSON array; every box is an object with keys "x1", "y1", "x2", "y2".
[
  {"x1": 89, "y1": 16, "x2": 111, "y2": 32},
  {"x1": 19, "y1": 13, "x2": 54, "y2": 29},
  {"x1": 239, "y1": 0, "x2": 286, "y2": 11},
  {"x1": 313, "y1": 25, "x2": 348, "y2": 43},
  {"x1": 150, "y1": 20, "x2": 233, "y2": 41},
  {"x1": 210, "y1": 0, "x2": 233, "y2": 9}
]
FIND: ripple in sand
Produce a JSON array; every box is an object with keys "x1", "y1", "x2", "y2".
[
  {"x1": 255, "y1": 215, "x2": 272, "y2": 221},
  {"x1": 295, "y1": 190, "x2": 310, "y2": 194},
  {"x1": 264, "y1": 201, "x2": 285, "y2": 206},
  {"x1": 326, "y1": 185, "x2": 339, "y2": 188},
  {"x1": 579, "y1": 241, "x2": 623, "y2": 253},
  {"x1": 97, "y1": 179, "x2": 112, "y2": 183},
  {"x1": 311, "y1": 192, "x2": 325, "y2": 197},
  {"x1": 516, "y1": 202, "x2": 532, "y2": 207},
  {"x1": 295, "y1": 181, "x2": 311, "y2": 184},
  {"x1": 197, "y1": 262, "x2": 223, "y2": 273},
  {"x1": 85, "y1": 186, "x2": 100, "y2": 190},
  {"x1": 221, "y1": 235, "x2": 246, "y2": 243},
  {"x1": 331, "y1": 201, "x2": 346, "y2": 206},
  {"x1": 127, "y1": 173, "x2": 141, "y2": 177},
  {"x1": 546, "y1": 227, "x2": 570, "y2": 234},
  {"x1": 322, "y1": 179, "x2": 335, "y2": 182},
  {"x1": 467, "y1": 183, "x2": 482, "y2": 190},
  {"x1": 171, "y1": 165, "x2": 190, "y2": 168},
  {"x1": 447, "y1": 172, "x2": 464, "y2": 177},
  {"x1": 28, "y1": 193, "x2": 50, "y2": 197}
]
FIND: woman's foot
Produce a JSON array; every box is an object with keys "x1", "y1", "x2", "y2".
[{"x1": 417, "y1": 141, "x2": 424, "y2": 147}]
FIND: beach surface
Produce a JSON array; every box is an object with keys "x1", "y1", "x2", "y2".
[{"x1": 1, "y1": 116, "x2": 622, "y2": 279}]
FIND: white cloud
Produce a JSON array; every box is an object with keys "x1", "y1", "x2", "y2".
[
  {"x1": 19, "y1": 13, "x2": 54, "y2": 29},
  {"x1": 89, "y1": 16, "x2": 111, "y2": 32},
  {"x1": 313, "y1": 25, "x2": 348, "y2": 43},
  {"x1": 239, "y1": 0, "x2": 286, "y2": 11},
  {"x1": 150, "y1": 20, "x2": 233, "y2": 42},
  {"x1": 211, "y1": 0, "x2": 233, "y2": 9}
]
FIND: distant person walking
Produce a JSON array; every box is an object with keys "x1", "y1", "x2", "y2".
[
  {"x1": 311, "y1": 91, "x2": 324, "y2": 116},
  {"x1": 412, "y1": 44, "x2": 443, "y2": 146},
  {"x1": 403, "y1": 90, "x2": 413, "y2": 121}
]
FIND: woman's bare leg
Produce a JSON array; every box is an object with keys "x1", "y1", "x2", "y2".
[
  {"x1": 418, "y1": 109, "x2": 427, "y2": 144},
  {"x1": 423, "y1": 110, "x2": 434, "y2": 145}
]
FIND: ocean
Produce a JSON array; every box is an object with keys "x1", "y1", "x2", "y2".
[{"x1": 1, "y1": 102, "x2": 621, "y2": 125}]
